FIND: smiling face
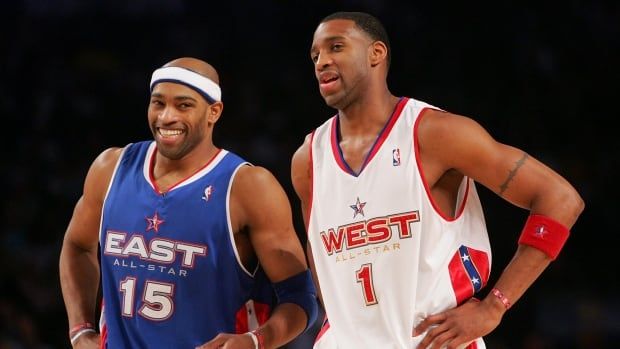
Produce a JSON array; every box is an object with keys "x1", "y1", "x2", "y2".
[
  {"x1": 147, "y1": 82, "x2": 214, "y2": 160},
  {"x1": 310, "y1": 19, "x2": 376, "y2": 110}
]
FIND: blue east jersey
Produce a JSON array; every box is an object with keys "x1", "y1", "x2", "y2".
[{"x1": 99, "y1": 141, "x2": 274, "y2": 348}]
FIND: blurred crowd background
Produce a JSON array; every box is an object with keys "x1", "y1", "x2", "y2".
[{"x1": 1, "y1": 1, "x2": 618, "y2": 348}]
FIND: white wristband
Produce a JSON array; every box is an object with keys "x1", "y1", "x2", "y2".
[
  {"x1": 70, "y1": 328, "x2": 96, "y2": 345},
  {"x1": 246, "y1": 331, "x2": 259, "y2": 349}
]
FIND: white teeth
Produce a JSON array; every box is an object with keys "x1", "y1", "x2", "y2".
[{"x1": 159, "y1": 129, "x2": 183, "y2": 137}]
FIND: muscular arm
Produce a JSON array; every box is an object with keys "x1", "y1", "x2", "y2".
[
  {"x1": 229, "y1": 165, "x2": 311, "y2": 349},
  {"x1": 420, "y1": 111, "x2": 583, "y2": 222},
  {"x1": 59, "y1": 147, "x2": 122, "y2": 347},
  {"x1": 415, "y1": 111, "x2": 584, "y2": 347}
]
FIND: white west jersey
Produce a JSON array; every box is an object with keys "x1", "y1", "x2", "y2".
[{"x1": 308, "y1": 97, "x2": 491, "y2": 349}]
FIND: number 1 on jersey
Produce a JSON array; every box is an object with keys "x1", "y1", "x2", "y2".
[{"x1": 355, "y1": 263, "x2": 378, "y2": 305}]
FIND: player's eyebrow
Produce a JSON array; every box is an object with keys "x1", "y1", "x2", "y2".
[
  {"x1": 173, "y1": 96, "x2": 198, "y2": 102},
  {"x1": 151, "y1": 92, "x2": 198, "y2": 102}
]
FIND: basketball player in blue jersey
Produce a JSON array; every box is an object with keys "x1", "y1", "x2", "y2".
[
  {"x1": 60, "y1": 57, "x2": 317, "y2": 349},
  {"x1": 291, "y1": 12, "x2": 584, "y2": 349}
]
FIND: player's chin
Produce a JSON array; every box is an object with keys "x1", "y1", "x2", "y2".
[
  {"x1": 156, "y1": 144, "x2": 186, "y2": 160},
  {"x1": 320, "y1": 91, "x2": 337, "y2": 104},
  {"x1": 322, "y1": 94, "x2": 347, "y2": 109}
]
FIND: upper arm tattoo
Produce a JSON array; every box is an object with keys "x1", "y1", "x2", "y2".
[{"x1": 498, "y1": 153, "x2": 529, "y2": 196}]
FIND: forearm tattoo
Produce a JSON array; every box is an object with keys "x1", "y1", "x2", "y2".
[{"x1": 499, "y1": 153, "x2": 528, "y2": 196}]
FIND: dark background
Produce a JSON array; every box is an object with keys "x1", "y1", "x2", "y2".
[{"x1": 1, "y1": 1, "x2": 618, "y2": 348}]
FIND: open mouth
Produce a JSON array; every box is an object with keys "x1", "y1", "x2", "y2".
[
  {"x1": 319, "y1": 71, "x2": 339, "y2": 85},
  {"x1": 318, "y1": 72, "x2": 340, "y2": 94},
  {"x1": 158, "y1": 128, "x2": 184, "y2": 137}
]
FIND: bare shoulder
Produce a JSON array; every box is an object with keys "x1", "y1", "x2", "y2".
[
  {"x1": 234, "y1": 164, "x2": 280, "y2": 187},
  {"x1": 88, "y1": 147, "x2": 124, "y2": 182},
  {"x1": 417, "y1": 109, "x2": 505, "y2": 185},
  {"x1": 93, "y1": 147, "x2": 124, "y2": 171},
  {"x1": 419, "y1": 110, "x2": 491, "y2": 145},
  {"x1": 65, "y1": 146, "x2": 124, "y2": 248},
  {"x1": 292, "y1": 133, "x2": 312, "y2": 168},
  {"x1": 233, "y1": 165, "x2": 286, "y2": 199},
  {"x1": 418, "y1": 110, "x2": 498, "y2": 158},
  {"x1": 291, "y1": 133, "x2": 312, "y2": 198},
  {"x1": 231, "y1": 164, "x2": 292, "y2": 227},
  {"x1": 83, "y1": 147, "x2": 124, "y2": 201}
]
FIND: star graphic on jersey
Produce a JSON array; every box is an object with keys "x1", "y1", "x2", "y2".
[
  {"x1": 471, "y1": 277, "x2": 480, "y2": 285},
  {"x1": 350, "y1": 197, "x2": 367, "y2": 218},
  {"x1": 146, "y1": 212, "x2": 165, "y2": 233},
  {"x1": 461, "y1": 254, "x2": 470, "y2": 262}
]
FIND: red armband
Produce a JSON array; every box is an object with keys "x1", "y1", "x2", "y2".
[{"x1": 518, "y1": 214, "x2": 570, "y2": 260}]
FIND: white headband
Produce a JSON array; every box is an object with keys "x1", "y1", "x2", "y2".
[{"x1": 150, "y1": 66, "x2": 222, "y2": 103}]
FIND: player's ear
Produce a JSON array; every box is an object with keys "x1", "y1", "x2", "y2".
[
  {"x1": 206, "y1": 101, "x2": 223, "y2": 124},
  {"x1": 369, "y1": 40, "x2": 388, "y2": 67}
]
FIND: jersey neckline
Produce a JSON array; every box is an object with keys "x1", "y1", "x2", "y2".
[
  {"x1": 330, "y1": 97, "x2": 409, "y2": 177},
  {"x1": 143, "y1": 142, "x2": 227, "y2": 194}
]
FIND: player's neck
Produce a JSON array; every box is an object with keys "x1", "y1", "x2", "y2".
[
  {"x1": 153, "y1": 142, "x2": 220, "y2": 179},
  {"x1": 338, "y1": 90, "x2": 398, "y2": 136}
]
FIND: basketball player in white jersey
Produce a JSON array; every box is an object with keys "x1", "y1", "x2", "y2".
[{"x1": 291, "y1": 11, "x2": 584, "y2": 349}]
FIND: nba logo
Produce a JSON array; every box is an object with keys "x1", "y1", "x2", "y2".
[
  {"x1": 392, "y1": 148, "x2": 401, "y2": 166},
  {"x1": 202, "y1": 185, "x2": 214, "y2": 202}
]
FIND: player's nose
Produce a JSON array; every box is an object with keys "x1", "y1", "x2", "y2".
[
  {"x1": 315, "y1": 52, "x2": 333, "y2": 71},
  {"x1": 157, "y1": 106, "x2": 178, "y2": 122}
]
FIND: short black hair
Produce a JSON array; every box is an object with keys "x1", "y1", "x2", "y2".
[{"x1": 321, "y1": 11, "x2": 391, "y2": 68}]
